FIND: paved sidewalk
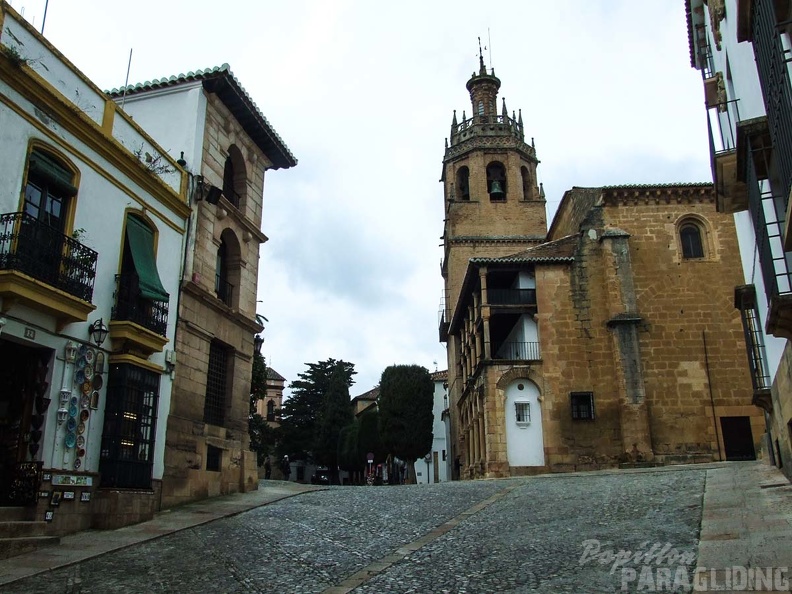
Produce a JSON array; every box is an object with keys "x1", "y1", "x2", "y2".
[
  {"x1": 697, "y1": 461, "x2": 792, "y2": 592},
  {"x1": 0, "y1": 480, "x2": 321, "y2": 587}
]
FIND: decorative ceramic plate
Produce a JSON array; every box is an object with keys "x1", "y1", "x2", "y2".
[
  {"x1": 68, "y1": 404, "x2": 78, "y2": 418},
  {"x1": 78, "y1": 344, "x2": 87, "y2": 357},
  {"x1": 81, "y1": 382, "x2": 91, "y2": 395},
  {"x1": 77, "y1": 448, "x2": 85, "y2": 458},
  {"x1": 77, "y1": 422, "x2": 85, "y2": 435},
  {"x1": 80, "y1": 409, "x2": 89, "y2": 422},
  {"x1": 75, "y1": 370, "x2": 86, "y2": 385},
  {"x1": 83, "y1": 365, "x2": 94, "y2": 379},
  {"x1": 84, "y1": 349, "x2": 95, "y2": 364},
  {"x1": 95, "y1": 352, "x2": 104, "y2": 372},
  {"x1": 80, "y1": 394, "x2": 90, "y2": 409},
  {"x1": 92, "y1": 375, "x2": 103, "y2": 390},
  {"x1": 70, "y1": 395, "x2": 79, "y2": 407},
  {"x1": 65, "y1": 431, "x2": 76, "y2": 448},
  {"x1": 76, "y1": 435, "x2": 85, "y2": 448},
  {"x1": 74, "y1": 457, "x2": 81, "y2": 470},
  {"x1": 76, "y1": 357, "x2": 87, "y2": 370}
]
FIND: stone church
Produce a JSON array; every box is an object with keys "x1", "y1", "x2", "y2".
[{"x1": 439, "y1": 57, "x2": 763, "y2": 478}]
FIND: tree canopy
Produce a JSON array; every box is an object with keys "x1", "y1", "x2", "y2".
[
  {"x1": 248, "y1": 351, "x2": 276, "y2": 466},
  {"x1": 378, "y1": 364, "x2": 434, "y2": 477},
  {"x1": 314, "y1": 365, "x2": 354, "y2": 476},
  {"x1": 278, "y1": 359, "x2": 356, "y2": 461}
]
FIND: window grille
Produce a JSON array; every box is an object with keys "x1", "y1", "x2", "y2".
[
  {"x1": 515, "y1": 401, "x2": 531, "y2": 424},
  {"x1": 99, "y1": 364, "x2": 160, "y2": 488},
  {"x1": 571, "y1": 392, "x2": 595, "y2": 420},
  {"x1": 203, "y1": 340, "x2": 229, "y2": 426}
]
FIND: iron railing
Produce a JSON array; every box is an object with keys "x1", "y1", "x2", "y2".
[
  {"x1": 752, "y1": 0, "x2": 792, "y2": 215},
  {"x1": 736, "y1": 288, "x2": 773, "y2": 391},
  {"x1": 491, "y1": 341, "x2": 541, "y2": 361},
  {"x1": 0, "y1": 212, "x2": 97, "y2": 302},
  {"x1": 746, "y1": 137, "x2": 792, "y2": 300},
  {"x1": 488, "y1": 288, "x2": 537, "y2": 306},
  {"x1": 215, "y1": 277, "x2": 234, "y2": 307},
  {"x1": 695, "y1": 24, "x2": 715, "y2": 79},
  {"x1": 112, "y1": 273, "x2": 169, "y2": 336},
  {"x1": 451, "y1": 113, "x2": 525, "y2": 143}
]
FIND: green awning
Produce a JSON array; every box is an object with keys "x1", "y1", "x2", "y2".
[
  {"x1": 28, "y1": 151, "x2": 78, "y2": 197},
  {"x1": 126, "y1": 216, "x2": 169, "y2": 302}
]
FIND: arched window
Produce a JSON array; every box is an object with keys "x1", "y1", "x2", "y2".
[
  {"x1": 222, "y1": 145, "x2": 247, "y2": 210},
  {"x1": 215, "y1": 229, "x2": 241, "y2": 308},
  {"x1": 477, "y1": 101, "x2": 484, "y2": 116},
  {"x1": 521, "y1": 166, "x2": 531, "y2": 201},
  {"x1": 456, "y1": 167, "x2": 470, "y2": 200},
  {"x1": 680, "y1": 223, "x2": 705, "y2": 259},
  {"x1": 266, "y1": 399, "x2": 275, "y2": 421},
  {"x1": 486, "y1": 161, "x2": 506, "y2": 201}
]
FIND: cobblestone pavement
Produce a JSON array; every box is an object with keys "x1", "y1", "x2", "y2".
[{"x1": 3, "y1": 468, "x2": 707, "y2": 593}]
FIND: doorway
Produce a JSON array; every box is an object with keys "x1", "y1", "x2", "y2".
[{"x1": 720, "y1": 416, "x2": 756, "y2": 461}]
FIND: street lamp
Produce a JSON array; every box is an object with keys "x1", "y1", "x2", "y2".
[
  {"x1": 88, "y1": 318, "x2": 109, "y2": 348},
  {"x1": 253, "y1": 334, "x2": 264, "y2": 355}
]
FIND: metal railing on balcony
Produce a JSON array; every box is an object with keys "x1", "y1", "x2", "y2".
[
  {"x1": 752, "y1": 0, "x2": 792, "y2": 215},
  {"x1": 0, "y1": 212, "x2": 97, "y2": 302},
  {"x1": 695, "y1": 24, "x2": 715, "y2": 79},
  {"x1": 491, "y1": 341, "x2": 541, "y2": 361},
  {"x1": 215, "y1": 276, "x2": 234, "y2": 307},
  {"x1": 488, "y1": 288, "x2": 537, "y2": 306},
  {"x1": 451, "y1": 113, "x2": 525, "y2": 144},
  {"x1": 746, "y1": 139, "x2": 792, "y2": 300},
  {"x1": 112, "y1": 273, "x2": 169, "y2": 336}
]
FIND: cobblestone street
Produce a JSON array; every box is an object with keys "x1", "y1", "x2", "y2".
[{"x1": 1, "y1": 465, "x2": 721, "y2": 593}]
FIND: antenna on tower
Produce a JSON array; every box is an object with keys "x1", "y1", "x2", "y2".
[
  {"x1": 488, "y1": 28, "x2": 493, "y2": 69},
  {"x1": 40, "y1": 0, "x2": 49, "y2": 35}
]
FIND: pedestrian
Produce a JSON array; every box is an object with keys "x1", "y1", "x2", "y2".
[
  {"x1": 281, "y1": 455, "x2": 291, "y2": 481},
  {"x1": 454, "y1": 455, "x2": 461, "y2": 480},
  {"x1": 263, "y1": 456, "x2": 271, "y2": 480}
]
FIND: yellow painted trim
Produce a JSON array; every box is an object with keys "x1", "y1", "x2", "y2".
[
  {"x1": 0, "y1": 56, "x2": 190, "y2": 223},
  {"x1": 108, "y1": 352, "x2": 166, "y2": 374},
  {"x1": 101, "y1": 100, "x2": 116, "y2": 134},
  {"x1": 0, "y1": 88, "x2": 186, "y2": 234},
  {"x1": 108, "y1": 319, "x2": 169, "y2": 354},
  {"x1": 0, "y1": 269, "x2": 95, "y2": 325}
]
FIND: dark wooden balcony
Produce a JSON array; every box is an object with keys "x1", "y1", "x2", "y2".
[{"x1": 488, "y1": 288, "x2": 537, "y2": 306}]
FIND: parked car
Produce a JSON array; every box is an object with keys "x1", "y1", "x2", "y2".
[{"x1": 311, "y1": 466, "x2": 331, "y2": 485}]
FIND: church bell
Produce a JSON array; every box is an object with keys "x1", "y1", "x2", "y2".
[{"x1": 490, "y1": 180, "x2": 505, "y2": 200}]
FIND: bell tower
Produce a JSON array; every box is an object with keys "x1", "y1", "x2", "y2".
[{"x1": 440, "y1": 54, "x2": 547, "y2": 335}]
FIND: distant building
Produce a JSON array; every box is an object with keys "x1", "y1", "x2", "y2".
[
  {"x1": 425, "y1": 370, "x2": 450, "y2": 483},
  {"x1": 0, "y1": 2, "x2": 188, "y2": 535},
  {"x1": 683, "y1": 0, "x2": 792, "y2": 479},
  {"x1": 351, "y1": 387, "x2": 379, "y2": 418},
  {"x1": 108, "y1": 65, "x2": 296, "y2": 506},
  {"x1": 439, "y1": 56, "x2": 761, "y2": 478},
  {"x1": 256, "y1": 366, "x2": 285, "y2": 427}
]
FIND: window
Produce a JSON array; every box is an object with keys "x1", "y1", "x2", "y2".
[
  {"x1": 215, "y1": 237, "x2": 232, "y2": 306},
  {"x1": 206, "y1": 445, "x2": 222, "y2": 472},
  {"x1": 571, "y1": 392, "x2": 595, "y2": 420},
  {"x1": 266, "y1": 399, "x2": 275, "y2": 422},
  {"x1": 204, "y1": 340, "x2": 230, "y2": 426},
  {"x1": 477, "y1": 101, "x2": 484, "y2": 116},
  {"x1": 99, "y1": 364, "x2": 160, "y2": 488},
  {"x1": 735, "y1": 285, "x2": 771, "y2": 392},
  {"x1": 222, "y1": 145, "x2": 247, "y2": 209},
  {"x1": 113, "y1": 214, "x2": 169, "y2": 336},
  {"x1": 515, "y1": 401, "x2": 531, "y2": 424},
  {"x1": 486, "y1": 161, "x2": 506, "y2": 201},
  {"x1": 222, "y1": 156, "x2": 240, "y2": 208},
  {"x1": 214, "y1": 229, "x2": 240, "y2": 308},
  {"x1": 680, "y1": 223, "x2": 705, "y2": 259},
  {"x1": 521, "y1": 166, "x2": 531, "y2": 200},
  {"x1": 456, "y1": 166, "x2": 470, "y2": 200}
]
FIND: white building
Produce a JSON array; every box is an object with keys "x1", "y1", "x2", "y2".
[
  {"x1": 685, "y1": 0, "x2": 792, "y2": 477},
  {"x1": 416, "y1": 370, "x2": 450, "y2": 484},
  {"x1": 0, "y1": 1, "x2": 189, "y2": 536}
]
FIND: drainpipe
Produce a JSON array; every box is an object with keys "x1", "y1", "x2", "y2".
[{"x1": 703, "y1": 331, "x2": 723, "y2": 461}]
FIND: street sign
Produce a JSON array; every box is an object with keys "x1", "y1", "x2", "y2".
[{"x1": 367, "y1": 452, "x2": 374, "y2": 462}]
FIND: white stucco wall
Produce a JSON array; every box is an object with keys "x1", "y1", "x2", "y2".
[{"x1": 505, "y1": 379, "x2": 545, "y2": 467}]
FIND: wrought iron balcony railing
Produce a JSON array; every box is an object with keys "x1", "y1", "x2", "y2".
[
  {"x1": 491, "y1": 341, "x2": 541, "y2": 361},
  {"x1": 215, "y1": 277, "x2": 234, "y2": 307},
  {"x1": 0, "y1": 212, "x2": 97, "y2": 302},
  {"x1": 112, "y1": 273, "x2": 169, "y2": 336},
  {"x1": 488, "y1": 288, "x2": 537, "y2": 306}
]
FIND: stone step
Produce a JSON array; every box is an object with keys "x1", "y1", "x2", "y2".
[
  {"x1": 0, "y1": 520, "x2": 50, "y2": 538},
  {"x1": 0, "y1": 507, "x2": 31, "y2": 522},
  {"x1": 0, "y1": 535, "x2": 60, "y2": 560}
]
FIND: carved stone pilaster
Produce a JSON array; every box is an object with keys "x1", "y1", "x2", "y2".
[{"x1": 707, "y1": 0, "x2": 726, "y2": 50}]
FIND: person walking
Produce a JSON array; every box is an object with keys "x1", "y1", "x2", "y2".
[
  {"x1": 281, "y1": 455, "x2": 291, "y2": 481},
  {"x1": 263, "y1": 456, "x2": 272, "y2": 480}
]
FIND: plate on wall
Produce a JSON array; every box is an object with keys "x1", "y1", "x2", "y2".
[
  {"x1": 74, "y1": 457, "x2": 81, "y2": 470},
  {"x1": 65, "y1": 432, "x2": 76, "y2": 448},
  {"x1": 95, "y1": 352, "x2": 104, "y2": 372},
  {"x1": 76, "y1": 435, "x2": 85, "y2": 448},
  {"x1": 84, "y1": 349, "x2": 95, "y2": 364},
  {"x1": 83, "y1": 365, "x2": 94, "y2": 379},
  {"x1": 75, "y1": 370, "x2": 85, "y2": 385},
  {"x1": 77, "y1": 422, "x2": 85, "y2": 435},
  {"x1": 92, "y1": 375, "x2": 103, "y2": 390}
]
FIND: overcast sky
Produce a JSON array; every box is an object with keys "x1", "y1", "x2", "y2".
[{"x1": 12, "y1": 0, "x2": 710, "y2": 398}]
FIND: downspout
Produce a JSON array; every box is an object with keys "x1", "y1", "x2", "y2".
[{"x1": 703, "y1": 331, "x2": 723, "y2": 461}]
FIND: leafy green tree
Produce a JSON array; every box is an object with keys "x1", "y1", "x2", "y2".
[
  {"x1": 248, "y1": 351, "x2": 276, "y2": 466},
  {"x1": 378, "y1": 365, "x2": 434, "y2": 483},
  {"x1": 278, "y1": 359, "x2": 356, "y2": 461},
  {"x1": 337, "y1": 420, "x2": 362, "y2": 480},
  {"x1": 358, "y1": 409, "x2": 386, "y2": 466},
  {"x1": 315, "y1": 366, "x2": 354, "y2": 481}
]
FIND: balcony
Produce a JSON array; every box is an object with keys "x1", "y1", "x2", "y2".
[
  {"x1": 215, "y1": 276, "x2": 233, "y2": 308},
  {"x1": 109, "y1": 273, "x2": 169, "y2": 356},
  {"x1": 0, "y1": 212, "x2": 97, "y2": 327},
  {"x1": 491, "y1": 341, "x2": 541, "y2": 361},
  {"x1": 708, "y1": 101, "x2": 748, "y2": 213},
  {"x1": 488, "y1": 288, "x2": 537, "y2": 306}
]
